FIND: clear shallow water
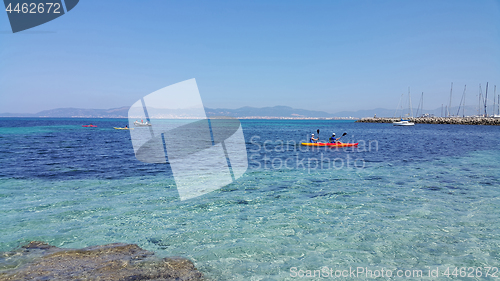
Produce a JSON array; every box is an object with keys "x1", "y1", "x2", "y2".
[{"x1": 1, "y1": 118, "x2": 500, "y2": 280}]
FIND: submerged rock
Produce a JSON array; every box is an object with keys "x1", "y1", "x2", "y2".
[{"x1": 0, "y1": 241, "x2": 204, "y2": 281}]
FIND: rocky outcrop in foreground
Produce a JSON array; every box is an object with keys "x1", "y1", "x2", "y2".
[
  {"x1": 356, "y1": 117, "x2": 500, "y2": 126},
  {"x1": 0, "y1": 241, "x2": 204, "y2": 281}
]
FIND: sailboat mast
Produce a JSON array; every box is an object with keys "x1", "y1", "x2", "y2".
[
  {"x1": 493, "y1": 85, "x2": 497, "y2": 116},
  {"x1": 394, "y1": 93, "x2": 403, "y2": 118},
  {"x1": 457, "y1": 85, "x2": 466, "y2": 117},
  {"x1": 448, "y1": 82, "x2": 453, "y2": 117},
  {"x1": 485, "y1": 82, "x2": 488, "y2": 117},
  {"x1": 401, "y1": 93, "x2": 404, "y2": 117},
  {"x1": 416, "y1": 92, "x2": 423, "y2": 117},
  {"x1": 478, "y1": 84, "x2": 482, "y2": 117},
  {"x1": 408, "y1": 87, "x2": 413, "y2": 118},
  {"x1": 463, "y1": 85, "x2": 466, "y2": 117}
]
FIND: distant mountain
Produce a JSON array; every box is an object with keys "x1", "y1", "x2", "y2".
[
  {"x1": 37, "y1": 107, "x2": 130, "y2": 118},
  {"x1": 331, "y1": 108, "x2": 395, "y2": 118},
  {"x1": 333, "y1": 105, "x2": 486, "y2": 118},
  {"x1": 422, "y1": 105, "x2": 486, "y2": 118},
  {"x1": 0, "y1": 106, "x2": 336, "y2": 118},
  {"x1": 205, "y1": 106, "x2": 334, "y2": 118},
  {"x1": 0, "y1": 107, "x2": 130, "y2": 118},
  {"x1": 0, "y1": 105, "x2": 490, "y2": 118}
]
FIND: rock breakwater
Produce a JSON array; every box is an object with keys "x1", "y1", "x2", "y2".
[
  {"x1": 0, "y1": 241, "x2": 204, "y2": 281},
  {"x1": 356, "y1": 117, "x2": 500, "y2": 126}
]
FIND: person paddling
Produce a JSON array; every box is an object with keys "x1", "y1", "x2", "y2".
[
  {"x1": 329, "y1": 133, "x2": 339, "y2": 143},
  {"x1": 310, "y1": 133, "x2": 318, "y2": 143},
  {"x1": 330, "y1": 132, "x2": 348, "y2": 143}
]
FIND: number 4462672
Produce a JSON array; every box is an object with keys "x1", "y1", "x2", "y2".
[
  {"x1": 5, "y1": 2, "x2": 61, "y2": 14},
  {"x1": 443, "y1": 267, "x2": 498, "y2": 278}
]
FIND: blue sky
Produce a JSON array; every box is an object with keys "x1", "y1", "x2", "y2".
[{"x1": 1, "y1": 0, "x2": 499, "y2": 114}]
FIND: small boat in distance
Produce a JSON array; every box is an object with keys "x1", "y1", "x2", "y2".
[
  {"x1": 134, "y1": 120, "x2": 152, "y2": 127},
  {"x1": 82, "y1": 124, "x2": 97, "y2": 127},
  {"x1": 114, "y1": 127, "x2": 134, "y2": 130},
  {"x1": 393, "y1": 87, "x2": 415, "y2": 126},
  {"x1": 393, "y1": 119, "x2": 415, "y2": 126}
]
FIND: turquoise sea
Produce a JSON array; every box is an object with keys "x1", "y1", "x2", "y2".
[{"x1": 1, "y1": 118, "x2": 500, "y2": 280}]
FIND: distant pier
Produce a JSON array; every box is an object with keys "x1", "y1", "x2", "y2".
[{"x1": 356, "y1": 117, "x2": 500, "y2": 126}]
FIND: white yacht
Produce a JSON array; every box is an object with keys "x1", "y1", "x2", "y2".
[
  {"x1": 393, "y1": 119, "x2": 415, "y2": 126},
  {"x1": 134, "y1": 120, "x2": 152, "y2": 126}
]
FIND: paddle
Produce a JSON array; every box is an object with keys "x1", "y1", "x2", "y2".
[
  {"x1": 336, "y1": 132, "x2": 347, "y2": 142},
  {"x1": 317, "y1": 129, "x2": 320, "y2": 142}
]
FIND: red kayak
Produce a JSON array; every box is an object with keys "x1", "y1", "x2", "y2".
[
  {"x1": 301, "y1": 142, "x2": 358, "y2": 147},
  {"x1": 82, "y1": 125, "x2": 97, "y2": 127}
]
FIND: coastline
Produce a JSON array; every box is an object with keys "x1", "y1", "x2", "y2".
[
  {"x1": 0, "y1": 116, "x2": 359, "y2": 120},
  {"x1": 356, "y1": 116, "x2": 500, "y2": 126}
]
